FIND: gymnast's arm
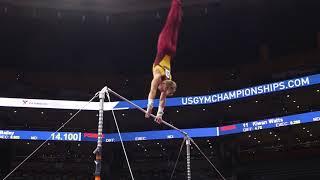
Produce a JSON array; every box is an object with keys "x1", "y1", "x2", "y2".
[
  {"x1": 155, "y1": 91, "x2": 167, "y2": 124},
  {"x1": 145, "y1": 71, "x2": 162, "y2": 118}
]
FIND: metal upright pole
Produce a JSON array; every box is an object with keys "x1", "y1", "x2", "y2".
[
  {"x1": 93, "y1": 87, "x2": 107, "y2": 180},
  {"x1": 186, "y1": 137, "x2": 191, "y2": 180}
]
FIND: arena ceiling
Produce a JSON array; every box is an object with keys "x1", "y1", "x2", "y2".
[{"x1": 0, "y1": 0, "x2": 220, "y2": 13}]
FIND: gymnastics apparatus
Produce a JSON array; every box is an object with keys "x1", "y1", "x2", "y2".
[{"x1": 2, "y1": 86, "x2": 226, "y2": 180}]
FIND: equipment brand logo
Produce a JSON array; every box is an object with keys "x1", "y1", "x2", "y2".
[{"x1": 22, "y1": 99, "x2": 48, "y2": 106}]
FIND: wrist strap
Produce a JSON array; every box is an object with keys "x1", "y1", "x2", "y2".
[
  {"x1": 157, "y1": 111, "x2": 164, "y2": 116},
  {"x1": 157, "y1": 106, "x2": 164, "y2": 116},
  {"x1": 148, "y1": 99, "x2": 154, "y2": 108}
]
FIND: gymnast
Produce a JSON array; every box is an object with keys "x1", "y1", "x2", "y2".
[{"x1": 145, "y1": 0, "x2": 182, "y2": 124}]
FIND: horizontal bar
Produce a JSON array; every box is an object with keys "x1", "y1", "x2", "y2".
[{"x1": 0, "y1": 74, "x2": 318, "y2": 111}]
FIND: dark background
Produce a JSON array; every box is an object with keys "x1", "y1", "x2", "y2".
[{"x1": 0, "y1": 0, "x2": 320, "y2": 179}]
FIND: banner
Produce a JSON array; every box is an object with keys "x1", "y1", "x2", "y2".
[
  {"x1": 0, "y1": 74, "x2": 319, "y2": 111},
  {"x1": 1, "y1": 111, "x2": 319, "y2": 142}
]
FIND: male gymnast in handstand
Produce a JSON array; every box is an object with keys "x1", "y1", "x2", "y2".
[{"x1": 145, "y1": 0, "x2": 182, "y2": 124}]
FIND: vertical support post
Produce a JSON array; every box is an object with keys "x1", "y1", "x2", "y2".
[
  {"x1": 186, "y1": 137, "x2": 191, "y2": 180},
  {"x1": 93, "y1": 87, "x2": 107, "y2": 180}
]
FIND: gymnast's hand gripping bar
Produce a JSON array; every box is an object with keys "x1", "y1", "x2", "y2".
[{"x1": 106, "y1": 88, "x2": 188, "y2": 136}]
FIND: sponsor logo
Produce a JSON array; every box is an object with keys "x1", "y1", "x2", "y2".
[{"x1": 21, "y1": 100, "x2": 48, "y2": 106}]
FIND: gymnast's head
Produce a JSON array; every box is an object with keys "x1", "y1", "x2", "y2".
[{"x1": 159, "y1": 79, "x2": 177, "y2": 96}]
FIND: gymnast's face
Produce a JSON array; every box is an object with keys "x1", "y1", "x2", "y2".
[{"x1": 158, "y1": 81, "x2": 176, "y2": 96}]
